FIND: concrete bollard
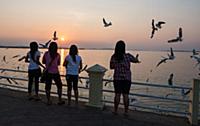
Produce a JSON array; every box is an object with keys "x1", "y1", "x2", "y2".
[
  {"x1": 86, "y1": 64, "x2": 107, "y2": 108},
  {"x1": 188, "y1": 79, "x2": 200, "y2": 126}
]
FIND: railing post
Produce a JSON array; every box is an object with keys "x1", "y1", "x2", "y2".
[
  {"x1": 86, "y1": 64, "x2": 107, "y2": 108},
  {"x1": 188, "y1": 79, "x2": 200, "y2": 126}
]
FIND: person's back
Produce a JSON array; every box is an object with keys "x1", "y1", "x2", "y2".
[{"x1": 65, "y1": 55, "x2": 82, "y2": 75}]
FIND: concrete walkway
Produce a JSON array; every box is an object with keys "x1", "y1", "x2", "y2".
[{"x1": 0, "y1": 87, "x2": 191, "y2": 126}]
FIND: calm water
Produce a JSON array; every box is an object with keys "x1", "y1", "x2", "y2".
[{"x1": 0, "y1": 48, "x2": 200, "y2": 115}]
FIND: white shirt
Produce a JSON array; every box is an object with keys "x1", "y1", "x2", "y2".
[
  {"x1": 28, "y1": 51, "x2": 41, "y2": 70},
  {"x1": 65, "y1": 55, "x2": 82, "y2": 75}
]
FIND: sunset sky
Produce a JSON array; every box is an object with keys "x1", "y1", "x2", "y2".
[{"x1": 0, "y1": 0, "x2": 199, "y2": 50}]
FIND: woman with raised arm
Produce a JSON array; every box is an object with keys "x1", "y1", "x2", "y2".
[{"x1": 110, "y1": 40, "x2": 140, "y2": 116}]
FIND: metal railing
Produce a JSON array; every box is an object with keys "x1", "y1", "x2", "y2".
[{"x1": 0, "y1": 68, "x2": 198, "y2": 118}]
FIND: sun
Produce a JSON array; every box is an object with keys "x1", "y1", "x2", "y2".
[{"x1": 61, "y1": 37, "x2": 65, "y2": 41}]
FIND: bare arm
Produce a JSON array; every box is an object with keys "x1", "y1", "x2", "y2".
[{"x1": 25, "y1": 53, "x2": 29, "y2": 63}]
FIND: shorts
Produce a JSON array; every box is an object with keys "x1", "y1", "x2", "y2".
[
  {"x1": 113, "y1": 80, "x2": 131, "y2": 94},
  {"x1": 66, "y1": 75, "x2": 78, "y2": 91},
  {"x1": 45, "y1": 73, "x2": 62, "y2": 91}
]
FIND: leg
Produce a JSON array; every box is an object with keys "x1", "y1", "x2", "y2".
[
  {"x1": 45, "y1": 73, "x2": 52, "y2": 104},
  {"x1": 28, "y1": 70, "x2": 34, "y2": 97},
  {"x1": 123, "y1": 94, "x2": 129, "y2": 113},
  {"x1": 113, "y1": 80, "x2": 121, "y2": 114},
  {"x1": 54, "y1": 74, "x2": 64, "y2": 104},
  {"x1": 122, "y1": 80, "x2": 131, "y2": 115},
  {"x1": 114, "y1": 93, "x2": 121, "y2": 113},
  {"x1": 66, "y1": 75, "x2": 72, "y2": 105},
  {"x1": 72, "y1": 75, "x2": 79, "y2": 104}
]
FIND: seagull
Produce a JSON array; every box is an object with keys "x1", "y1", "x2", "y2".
[
  {"x1": 181, "y1": 89, "x2": 191, "y2": 96},
  {"x1": 79, "y1": 65, "x2": 88, "y2": 73},
  {"x1": 103, "y1": 18, "x2": 112, "y2": 27},
  {"x1": 6, "y1": 78, "x2": 12, "y2": 84},
  {"x1": 168, "y1": 47, "x2": 175, "y2": 60},
  {"x1": 53, "y1": 31, "x2": 58, "y2": 41},
  {"x1": 192, "y1": 49, "x2": 198, "y2": 56},
  {"x1": 156, "y1": 48, "x2": 175, "y2": 67},
  {"x1": 155, "y1": 21, "x2": 166, "y2": 29},
  {"x1": 168, "y1": 27, "x2": 183, "y2": 43},
  {"x1": 156, "y1": 57, "x2": 168, "y2": 67},
  {"x1": 150, "y1": 19, "x2": 158, "y2": 38},
  {"x1": 168, "y1": 73, "x2": 174, "y2": 86},
  {"x1": 39, "y1": 40, "x2": 51, "y2": 48},
  {"x1": 3, "y1": 56, "x2": 6, "y2": 62},
  {"x1": 12, "y1": 55, "x2": 21, "y2": 58},
  {"x1": 191, "y1": 55, "x2": 200, "y2": 68}
]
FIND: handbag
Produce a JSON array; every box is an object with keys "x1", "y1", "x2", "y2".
[
  {"x1": 40, "y1": 54, "x2": 57, "y2": 83},
  {"x1": 40, "y1": 69, "x2": 48, "y2": 83}
]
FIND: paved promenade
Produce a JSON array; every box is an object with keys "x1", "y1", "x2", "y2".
[{"x1": 0, "y1": 87, "x2": 192, "y2": 126}]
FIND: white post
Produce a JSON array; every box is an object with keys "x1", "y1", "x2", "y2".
[
  {"x1": 188, "y1": 79, "x2": 200, "y2": 126},
  {"x1": 86, "y1": 64, "x2": 107, "y2": 108}
]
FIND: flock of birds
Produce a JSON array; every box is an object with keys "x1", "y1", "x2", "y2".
[{"x1": 1, "y1": 18, "x2": 199, "y2": 99}]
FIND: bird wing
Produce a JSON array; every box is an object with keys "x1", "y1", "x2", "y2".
[
  {"x1": 45, "y1": 40, "x2": 51, "y2": 46},
  {"x1": 168, "y1": 38, "x2": 179, "y2": 43},
  {"x1": 158, "y1": 21, "x2": 166, "y2": 25},
  {"x1": 170, "y1": 47, "x2": 174, "y2": 57},
  {"x1": 156, "y1": 58, "x2": 168, "y2": 67},
  {"x1": 103, "y1": 18, "x2": 107, "y2": 25},
  {"x1": 179, "y1": 28, "x2": 182, "y2": 38},
  {"x1": 54, "y1": 31, "x2": 57, "y2": 38}
]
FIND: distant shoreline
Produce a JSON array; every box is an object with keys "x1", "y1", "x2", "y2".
[{"x1": 0, "y1": 45, "x2": 198, "y2": 52}]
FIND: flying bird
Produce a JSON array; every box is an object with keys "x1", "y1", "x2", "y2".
[
  {"x1": 3, "y1": 56, "x2": 6, "y2": 62},
  {"x1": 150, "y1": 19, "x2": 158, "y2": 38},
  {"x1": 39, "y1": 40, "x2": 51, "y2": 48},
  {"x1": 79, "y1": 65, "x2": 88, "y2": 73},
  {"x1": 181, "y1": 89, "x2": 191, "y2": 96},
  {"x1": 156, "y1": 58, "x2": 168, "y2": 67},
  {"x1": 156, "y1": 48, "x2": 175, "y2": 67},
  {"x1": 168, "y1": 73, "x2": 174, "y2": 86},
  {"x1": 12, "y1": 55, "x2": 21, "y2": 58},
  {"x1": 155, "y1": 21, "x2": 166, "y2": 29},
  {"x1": 103, "y1": 18, "x2": 112, "y2": 27},
  {"x1": 168, "y1": 47, "x2": 175, "y2": 60},
  {"x1": 168, "y1": 27, "x2": 183, "y2": 43},
  {"x1": 53, "y1": 31, "x2": 58, "y2": 41},
  {"x1": 192, "y1": 49, "x2": 198, "y2": 56}
]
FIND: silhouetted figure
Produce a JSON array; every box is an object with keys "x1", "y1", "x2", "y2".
[
  {"x1": 42, "y1": 42, "x2": 65, "y2": 105},
  {"x1": 63, "y1": 45, "x2": 82, "y2": 106},
  {"x1": 103, "y1": 18, "x2": 112, "y2": 27},
  {"x1": 25, "y1": 41, "x2": 43, "y2": 100},
  {"x1": 168, "y1": 27, "x2": 183, "y2": 43},
  {"x1": 110, "y1": 40, "x2": 140, "y2": 116},
  {"x1": 168, "y1": 73, "x2": 174, "y2": 86}
]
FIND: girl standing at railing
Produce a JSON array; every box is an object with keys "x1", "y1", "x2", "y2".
[
  {"x1": 63, "y1": 45, "x2": 82, "y2": 106},
  {"x1": 42, "y1": 42, "x2": 65, "y2": 105},
  {"x1": 25, "y1": 41, "x2": 44, "y2": 101},
  {"x1": 110, "y1": 40, "x2": 140, "y2": 116}
]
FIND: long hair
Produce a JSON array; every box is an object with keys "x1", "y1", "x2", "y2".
[
  {"x1": 69, "y1": 45, "x2": 78, "y2": 63},
  {"x1": 48, "y1": 42, "x2": 58, "y2": 59},
  {"x1": 30, "y1": 41, "x2": 38, "y2": 61},
  {"x1": 114, "y1": 40, "x2": 126, "y2": 62}
]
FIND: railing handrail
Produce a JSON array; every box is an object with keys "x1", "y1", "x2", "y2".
[{"x1": 1, "y1": 68, "x2": 192, "y2": 90}]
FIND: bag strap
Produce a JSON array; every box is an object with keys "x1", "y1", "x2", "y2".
[{"x1": 46, "y1": 53, "x2": 57, "y2": 70}]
